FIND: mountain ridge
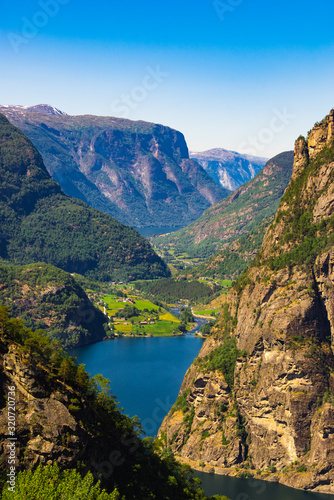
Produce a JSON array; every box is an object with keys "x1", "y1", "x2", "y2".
[
  {"x1": 151, "y1": 151, "x2": 294, "y2": 264},
  {"x1": 0, "y1": 105, "x2": 230, "y2": 229}
]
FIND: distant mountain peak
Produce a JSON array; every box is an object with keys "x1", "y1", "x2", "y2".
[
  {"x1": 190, "y1": 148, "x2": 268, "y2": 163},
  {"x1": 190, "y1": 148, "x2": 268, "y2": 191},
  {"x1": 0, "y1": 104, "x2": 67, "y2": 116}
]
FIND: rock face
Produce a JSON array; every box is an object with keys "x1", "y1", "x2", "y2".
[
  {"x1": 0, "y1": 105, "x2": 229, "y2": 230},
  {"x1": 0, "y1": 345, "x2": 84, "y2": 470},
  {"x1": 190, "y1": 148, "x2": 267, "y2": 191},
  {"x1": 159, "y1": 110, "x2": 334, "y2": 494}
]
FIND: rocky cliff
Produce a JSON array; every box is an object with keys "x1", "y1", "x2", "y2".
[
  {"x1": 159, "y1": 110, "x2": 334, "y2": 494},
  {"x1": 0, "y1": 105, "x2": 229, "y2": 230}
]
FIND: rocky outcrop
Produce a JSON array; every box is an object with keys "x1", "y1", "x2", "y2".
[
  {"x1": 0, "y1": 345, "x2": 81, "y2": 470},
  {"x1": 0, "y1": 105, "x2": 229, "y2": 230},
  {"x1": 159, "y1": 110, "x2": 334, "y2": 494},
  {"x1": 308, "y1": 110, "x2": 334, "y2": 161}
]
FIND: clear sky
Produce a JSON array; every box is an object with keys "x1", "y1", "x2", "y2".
[{"x1": 0, "y1": 0, "x2": 333, "y2": 158}]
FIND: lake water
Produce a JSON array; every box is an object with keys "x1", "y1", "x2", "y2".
[
  {"x1": 193, "y1": 471, "x2": 333, "y2": 500},
  {"x1": 135, "y1": 225, "x2": 184, "y2": 237},
  {"x1": 68, "y1": 320, "x2": 333, "y2": 500},
  {"x1": 68, "y1": 321, "x2": 205, "y2": 436}
]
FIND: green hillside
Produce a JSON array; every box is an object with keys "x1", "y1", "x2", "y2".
[
  {"x1": 151, "y1": 151, "x2": 294, "y2": 263},
  {"x1": 0, "y1": 261, "x2": 107, "y2": 347}
]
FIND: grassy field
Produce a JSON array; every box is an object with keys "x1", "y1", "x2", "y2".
[
  {"x1": 198, "y1": 279, "x2": 232, "y2": 287},
  {"x1": 103, "y1": 295, "x2": 161, "y2": 313},
  {"x1": 192, "y1": 309, "x2": 218, "y2": 317},
  {"x1": 101, "y1": 294, "x2": 184, "y2": 336}
]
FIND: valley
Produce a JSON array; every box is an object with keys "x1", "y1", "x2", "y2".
[
  {"x1": 2, "y1": 1, "x2": 333, "y2": 498},
  {"x1": 1, "y1": 107, "x2": 334, "y2": 499},
  {"x1": 150, "y1": 151, "x2": 294, "y2": 276}
]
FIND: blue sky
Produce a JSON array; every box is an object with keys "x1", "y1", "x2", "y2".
[{"x1": 0, "y1": 0, "x2": 333, "y2": 157}]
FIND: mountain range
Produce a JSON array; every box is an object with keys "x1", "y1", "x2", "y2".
[
  {"x1": 0, "y1": 104, "x2": 230, "y2": 231},
  {"x1": 190, "y1": 148, "x2": 267, "y2": 191}
]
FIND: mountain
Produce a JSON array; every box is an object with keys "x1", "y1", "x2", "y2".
[
  {"x1": 0, "y1": 105, "x2": 230, "y2": 230},
  {"x1": 151, "y1": 151, "x2": 294, "y2": 261},
  {"x1": 190, "y1": 148, "x2": 268, "y2": 191},
  {"x1": 0, "y1": 306, "x2": 220, "y2": 500},
  {"x1": 184, "y1": 217, "x2": 273, "y2": 280},
  {"x1": 0, "y1": 261, "x2": 107, "y2": 348},
  {"x1": 158, "y1": 109, "x2": 334, "y2": 494},
  {"x1": 0, "y1": 113, "x2": 169, "y2": 281},
  {"x1": 0, "y1": 103, "x2": 67, "y2": 116}
]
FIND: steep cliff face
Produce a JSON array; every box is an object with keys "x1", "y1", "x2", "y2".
[
  {"x1": 0, "y1": 105, "x2": 229, "y2": 229},
  {"x1": 159, "y1": 110, "x2": 334, "y2": 494}
]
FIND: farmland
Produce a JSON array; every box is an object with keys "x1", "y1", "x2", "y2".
[{"x1": 100, "y1": 293, "x2": 193, "y2": 337}]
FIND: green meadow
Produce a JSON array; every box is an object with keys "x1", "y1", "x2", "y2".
[{"x1": 101, "y1": 294, "x2": 187, "y2": 336}]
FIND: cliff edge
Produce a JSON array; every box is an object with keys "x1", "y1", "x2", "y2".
[{"x1": 159, "y1": 109, "x2": 334, "y2": 494}]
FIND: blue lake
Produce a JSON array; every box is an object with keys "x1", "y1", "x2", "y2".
[
  {"x1": 68, "y1": 332, "x2": 204, "y2": 436},
  {"x1": 68, "y1": 324, "x2": 333, "y2": 500},
  {"x1": 193, "y1": 471, "x2": 333, "y2": 500}
]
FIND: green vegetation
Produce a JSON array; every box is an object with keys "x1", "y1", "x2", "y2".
[
  {"x1": 0, "y1": 114, "x2": 170, "y2": 282},
  {"x1": 193, "y1": 310, "x2": 218, "y2": 316},
  {"x1": 0, "y1": 261, "x2": 107, "y2": 347},
  {"x1": 199, "y1": 320, "x2": 217, "y2": 337},
  {"x1": 187, "y1": 218, "x2": 273, "y2": 280},
  {"x1": 171, "y1": 389, "x2": 191, "y2": 414},
  {"x1": 102, "y1": 294, "x2": 183, "y2": 336},
  {"x1": 0, "y1": 305, "x2": 228, "y2": 500},
  {"x1": 2, "y1": 463, "x2": 120, "y2": 499},
  {"x1": 201, "y1": 338, "x2": 246, "y2": 389},
  {"x1": 262, "y1": 140, "x2": 334, "y2": 271},
  {"x1": 135, "y1": 278, "x2": 222, "y2": 304},
  {"x1": 180, "y1": 306, "x2": 194, "y2": 323}
]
